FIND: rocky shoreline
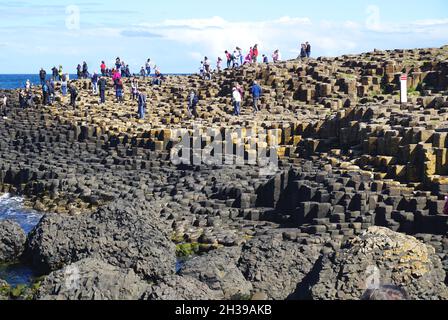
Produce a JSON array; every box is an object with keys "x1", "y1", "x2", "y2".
[{"x1": 0, "y1": 46, "x2": 448, "y2": 300}]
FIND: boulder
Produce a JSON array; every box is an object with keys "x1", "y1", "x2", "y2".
[
  {"x1": 309, "y1": 227, "x2": 448, "y2": 300},
  {"x1": 0, "y1": 220, "x2": 26, "y2": 263},
  {"x1": 37, "y1": 258, "x2": 149, "y2": 300},
  {"x1": 238, "y1": 234, "x2": 322, "y2": 300},
  {"x1": 25, "y1": 201, "x2": 176, "y2": 281},
  {"x1": 179, "y1": 247, "x2": 253, "y2": 299},
  {"x1": 143, "y1": 275, "x2": 224, "y2": 300}
]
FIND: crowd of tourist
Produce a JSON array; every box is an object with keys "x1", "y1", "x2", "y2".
[{"x1": 25, "y1": 41, "x2": 311, "y2": 120}]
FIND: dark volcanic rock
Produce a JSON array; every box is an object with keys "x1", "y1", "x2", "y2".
[
  {"x1": 179, "y1": 247, "x2": 253, "y2": 299},
  {"x1": 238, "y1": 234, "x2": 323, "y2": 300},
  {"x1": 309, "y1": 227, "x2": 448, "y2": 300},
  {"x1": 0, "y1": 220, "x2": 26, "y2": 263},
  {"x1": 37, "y1": 258, "x2": 150, "y2": 300},
  {"x1": 143, "y1": 275, "x2": 224, "y2": 300},
  {"x1": 25, "y1": 201, "x2": 176, "y2": 280}
]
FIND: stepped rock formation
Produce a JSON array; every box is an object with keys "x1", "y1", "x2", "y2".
[{"x1": 0, "y1": 46, "x2": 447, "y2": 300}]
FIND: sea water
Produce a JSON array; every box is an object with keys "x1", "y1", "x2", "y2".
[{"x1": 0, "y1": 194, "x2": 43, "y2": 286}]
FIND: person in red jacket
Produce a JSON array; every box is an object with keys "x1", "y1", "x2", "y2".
[
  {"x1": 252, "y1": 44, "x2": 259, "y2": 63},
  {"x1": 100, "y1": 61, "x2": 107, "y2": 76}
]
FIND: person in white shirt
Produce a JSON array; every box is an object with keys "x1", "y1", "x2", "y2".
[
  {"x1": 232, "y1": 87, "x2": 242, "y2": 116},
  {"x1": 1, "y1": 95, "x2": 7, "y2": 119}
]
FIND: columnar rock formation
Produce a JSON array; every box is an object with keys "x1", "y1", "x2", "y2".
[{"x1": 0, "y1": 45, "x2": 447, "y2": 300}]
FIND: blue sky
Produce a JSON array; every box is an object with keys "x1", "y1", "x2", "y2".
[{"x1": 0, "y1": 0, "x2": 447, "y2": 74}]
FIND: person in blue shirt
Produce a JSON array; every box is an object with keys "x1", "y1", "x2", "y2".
[{"x1": 251, "y1": 81, "x2": 262, "y2": 113}]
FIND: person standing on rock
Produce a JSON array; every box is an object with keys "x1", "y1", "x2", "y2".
[
  {"x1": 306, "y1": 42, "x2": 311, "y2": 58},
  {"x1": 19, "y1": 91, "x2": 27, "y2": 109},
  {"x1": 42, "y1": 81, "x2": 49, "y2": 106},
  {"x1": 82, "y1": 61, "x2": 89, "y2": 79},
  {"x1": 252, "y1": 45, "x2": 259, "y2": 63},
  {"x1": 216, "y1": 57, "x2": 222, "y2": 73},
  {"x1": 300, "y1": 43, "x2": 307, "y2": 59},
  {"x1": 146, "y1": 59, "x2": 152, "y2": 77},
  {"x1": 25, "y1": 79, "x2": 31, "y2": 93},
  {"x1": 58, "y1": 66, "x2": 63, "y2": 81},
  {"x1": 262, "y1": 54, "x2": 269, "y2": 64},
  {"x1": 187, "y1": 90, "x2": 199, "y2": 118},
  {"x1": 140, "y1": 67, "x2": 146, "y2": 78},
  {"x1": 225, "y1": 51, "x2": 232, "y2": 69},
  {"x1": 48, "y1": 79, "x2": 55, "y2": 105},
  {"x1": 251, "y1": 81, "x2": 262, "y2": 113},
  {"x1": 77, "y1": 64, "x2": 82, "y2": 79},
  {"x1": 69, "y1": 83, "x2": 78, "y2": 108},
  {"x1": 131, "y1": 79, "x2": 139, "y2": 101},
  {"x1": 236, "y1": 47, "x2": 243, "y2": 66},
  {"x1": 1, "y1": 95, "x2": 7, "y2": 119},
  {"x1": 116, "y1": 78, "x2": 124, "y2": 103},
  {"x1": 232, "y1": 87, "x2": 242, "y2": 116},
  {"x1": 92, "y1": 72, "x2": 99, "y2": 95},
  {"x1": 204, "y1": 57, "x2": 211, "y2": 80},
  {"x1": 61, "y1": 76, "x2": 68, "y2": 98},
  {"x1": 98, "y1": 76, "x2": 107, "y2": 104},
  {"x1": 137, "y1": 90, "x2": 147, "y2": 120},
  {"x1": 39, "y1": 68, "x2": 47, "y2": 85},
  {"x1": 115, "y1": 57, "x2": 121, "y2": 73},
  {"x1": 272, "y1": 49, "x2": 281, "y2": 63},
  {"x1": 51, "y1": 66, "x2": 58, "y2": 81},
  {"x1": 100, "y1": 61, "x2": 107, "y2": 77}
]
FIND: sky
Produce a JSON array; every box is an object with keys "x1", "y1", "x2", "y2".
[{"x1": 0, "y1": 0, "x2": 447, "y2": 74}]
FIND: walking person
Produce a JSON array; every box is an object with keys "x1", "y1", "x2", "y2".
[
  {"x1": 39, "y1": 68, "x2": 47, "y2": 85},
  {"x1": 232, "y1": 87, "x2": 242, "y2": 116},
  {"x1": 306, "y1": 42, "x2": 311, "y2": 58},
  {"x1": 187, "y1": 90, "x2": 199, "y2": 118},
  {"x1": 251, "y1": 81, "x2": 262, "y2": 113},
  {"x1": 69, "y1": 83, "x2": 78, "y2": 108},
  {"x1": 98, "y1": 76, "x2": 107, "y2": 104},
  {"x1": 92, "y1": 72, "x2": 99, "y2": 95},
  {"x1": 137, "y1": 90, "x2": 147, "y2": 120}
]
